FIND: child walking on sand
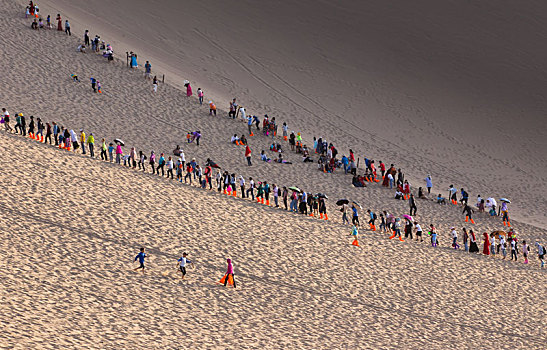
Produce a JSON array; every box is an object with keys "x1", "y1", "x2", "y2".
[
  {"x1": 133, "y1": 248, "x2": 147, "y2": 273},
  {"x1": 177, "y1": 252, "x2": 194, "y2": 279},
  {"x1": 522, "y1": 240, "x2": 529, "y2": 264}
]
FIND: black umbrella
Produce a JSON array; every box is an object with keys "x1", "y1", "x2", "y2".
[
  {"x1": 114, "y1": 138, "x2": 125, "y2": 146},
  {"x1": 352, "y1": 201, "x2": 362, "y2": 209},
  {"x1": 316, "y1": 193, "x2": 328, "y2": 199},
  {"x1": 336, "y1": 199, "x2": 349, "y2": 206}
]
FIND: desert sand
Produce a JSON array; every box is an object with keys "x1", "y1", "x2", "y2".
[{"x1": 1, "y1": 0, "x2": 546, "y2": 348}]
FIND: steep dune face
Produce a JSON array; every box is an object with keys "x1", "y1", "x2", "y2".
[
  {"x1": 2, "y1": 0, "x2": 547, "y2": 347},
  {"x1": 34, "y1": 0, "x2": 547, "y2": 226}
]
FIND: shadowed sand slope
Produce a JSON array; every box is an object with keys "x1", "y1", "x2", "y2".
[{"x1": 31, "y1": 0, "x2": 547, "y2": 227}]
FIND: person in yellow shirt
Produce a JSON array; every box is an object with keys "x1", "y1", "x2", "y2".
[
  {"x1": 87, "y1": 133, "x2": 95, "y2": 158},
  {"x1": 79, "y1": 129, "x2": 86, "y2": 155}
]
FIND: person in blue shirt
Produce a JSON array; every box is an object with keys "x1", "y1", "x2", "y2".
[
  {"x1": 341, "y1": 155, "x2": 349, "y2": 174},
  {"x1": 108, "y1": 143, "x2": 114, "y2": 162},
  {"x1": 177, "y1": 252, "x2": 195, "y2": 280},
  {"x1": 134, "y1": 247, "x2": 147, "y2": 273}
]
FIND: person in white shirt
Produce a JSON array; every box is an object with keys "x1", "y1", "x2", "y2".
[
  {"x1": 177, "y1": 252, "x2": 194, "y2": 280},
  {"x1": 239, "y1": 176, "x2": 245, "y2": 198},
  {"x1": 273, "y1": 184, "x2": 279, "y2": 207},
  {"x1": 239, "y1": 106, "x2": 246, "y2": 120},
  {"x1": 415, "y1": 222, "x2": 423, "y2": 242},
  {"x1": 451, "y1": 227, "x2": 459, "y2": 249},
  {"x1": 166, "y1": 156, "x2": 174, "y2": 179},
  {"x1": 499, "y1": 235, "x2": 507, "y2": 259},
  {"x1": 231, "y1": 134, "x2": 240, "y2": 144},
  {"x1": 246, "y1": 177, "x2": 255, "y2": 200}
]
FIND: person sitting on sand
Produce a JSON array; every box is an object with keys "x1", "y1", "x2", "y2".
[
  {"x1": 261, "y1": 150, "x2": 271, "y2": 162},
  {"x1": 31, "y1": 19, "x2": 38, "y2": 30},
  {"x1": 231, "y1": 134, "x2": 240, "y2": 144},
  {"x1": 394, "y1": 189, "x2": 404, "y2": 200},
  {"x1": 437, "y1": 194, "x2": 446, "y2": 204},
  {"x1": 275, "y1": 153, "x2": 292, "y2": 164}
]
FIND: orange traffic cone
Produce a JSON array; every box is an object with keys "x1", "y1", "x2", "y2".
[
  {"x1": 352, "y1": 239, "x2": 360, "y2": 247},
  {"x1": 324, "y1": 214, "x2": 328, "y2": 220}
]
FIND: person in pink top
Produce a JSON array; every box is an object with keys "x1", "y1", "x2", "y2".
[
  {"x1": 197, "y1": 88, "x2": 204, "y2": 105},
  {"x1": 186, "y1": 82, "x2": 193, "y2": 97},
  {"x1": 224, "y1": 258, "x2": 236, "y2": 288},
  {"x1": 115, "y1": 144, "x2": 123, "y2": 164}
]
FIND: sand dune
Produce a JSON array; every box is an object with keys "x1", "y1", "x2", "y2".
[
  {"x1": 1, "y1": 0, "x2": 546, "y2": 348},
  {"x1": 32, "y1": 0, "x2": 547, "y2": 228}
]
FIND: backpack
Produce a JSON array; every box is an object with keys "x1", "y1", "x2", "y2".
[{"x1": 373, "y1": 213, "x2": 377, "y2": 220}]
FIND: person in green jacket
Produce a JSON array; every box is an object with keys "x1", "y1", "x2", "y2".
[
  {"x1": 87, "y1": 133, "x2": 95, "y2": 158},
  {"x1": 100, "y1": 138, "x2": 107, "y2": 160},
  {"x1": 256, "y1": 182, "x2": 264, "y2": 204}
]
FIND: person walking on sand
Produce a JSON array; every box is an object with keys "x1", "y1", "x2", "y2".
[
  {"x1": 177, "y1": 252, "x2": 194, "y2": 280},
  {"x1": 415, "y1": 221, "x2": 423, "y2": 242},
  {"x1": 144, "y1": 61, "x2": 152, "y2": 79},
  {"x1": 483, "y1": 232, "x2": 490, "y2": 255},
  {"x1": 462, "y1": 228, "x2": 469, "y2": 251},
  {"x1": 108, "y1": 143, "x2": 114, "y2": 162},
  {"x1": 535, "y1": 242, "x2": 545, "y2": 268},
  {"x1": 499, "y1": 235, "x2": 507, "y2": 259},
  {"x1": 45, "y1": 122, "x2": 52, "y2": 144},
  {"x1": 463, "y1": 204, "x2": 475, "y2": 224},
  {"x1": 115, "y1": 143, "x2": 123, "y2": 164},
  {"x1": 429, "y1": 224, "x2": 438, "y2": 247},
  {"x1": 448, "y1": 185, "x2": 457, "y2": 205},
  {"x1": 133, "y1": 247, "x2": 147, "y2": 274},
  {"x1": 223, "y1": 258, "x2": 236, "y2": 288},
  {"x1": 209, "y1": 101, "x2": 217, "y2": 116},
  {"x1": 64, "y1": 20, "x2": 71, "y2": 35},
  {"x1": 87, "y1": 133, "x2": 95, "y2": 157},
  {"x1": 197, "y1": 88, "x2": 204, "y2": 105},
  {"x1": 56, "y1": 14, "x2": 62, "y2": 31},
  {"x1": 78, "y1": 128, "x2": 86, "y2": 151},
  {"x1": 510, "y1": 238, "x2": 518, "y2": 261},
  {"x1": 522, "y1": 240, "x2": 530, "y2": 264},
  {"x1": 351, "y1": 204, "x2": 359, "y2": 226},
  {"x1": 245, "y1": 144, "x2": 252, "y2": 166},
  {"x1": 341, "y1": 202, "x2": 349, "y2": 225},
  {"x1": 2, "y1": 108, "x2": 13, "y2": 133},
  {"x1": 409, "y1": 193, "x2": 417, "y2": 216},
  {"x1": 424, "y1": 174, "x2": 433, "y2": 194},
  {"x1": 100, "y1": 138, "x2": 107, "y2": 160},
  {"x1": 450, "y1": 227, "x2": 459, "y2": 249}
]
